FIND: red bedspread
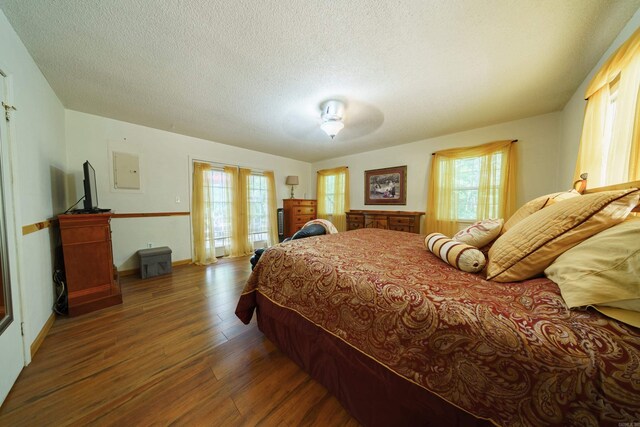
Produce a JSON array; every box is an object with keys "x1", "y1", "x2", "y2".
[{"x1": 236, "y1": 228, "x2": 640, "y2": 426}]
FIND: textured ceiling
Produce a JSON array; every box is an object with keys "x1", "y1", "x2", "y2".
[{"x1": 2, "y1": 1, "x2": 639, "y2": 162}]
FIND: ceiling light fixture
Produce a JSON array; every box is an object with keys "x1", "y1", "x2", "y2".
[{"x1": 320, "y1": 100, "x2": 345, "y2": 139}]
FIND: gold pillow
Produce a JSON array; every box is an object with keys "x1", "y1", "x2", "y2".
[
  {"x1": 501, "y1": 189, "x2": 581, "y2": 234},
  {"x1": 545, "y1": 218, "x2": 640, "y2": 327},
  {"x1": 487, "y1": 189, "x2": 640, "y2": 282}
]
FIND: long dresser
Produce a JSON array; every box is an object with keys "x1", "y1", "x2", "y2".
[
  {"x1": 346, "y1": 210, "x2": 424, "y2": 234},
  {"x1": 283, "y1": 199, "x2": 317, "y2": 238}
]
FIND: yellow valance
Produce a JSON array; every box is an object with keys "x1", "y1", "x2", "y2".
[{"x1": 585, "y1": 26, "x2": 640, "y2": 99}]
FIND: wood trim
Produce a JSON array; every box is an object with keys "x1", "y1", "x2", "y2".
[
  {"x1": 584, "y1": 180, "x2": 640, "y2": 194},
  {"x1": 172, "y1": 259, "x2": 191, "y2": 268},
  {"x1": 22, "y1": 219, "x2": 57, "y2": 236},
  {"x1": 23, "y1": 212, "x2": 190, "y2": 234},
  {"x1": 22, "y1": 212, "x2": 190, "y2": 234},
  {"x1": 118, "y1": 258, "x2": 191, "y2": 277},
  {"x1": 30, "y1": 312, "x2": 55, "y2": 359},
  {"x1": 585, "y1": 180, "x2": 640, "y2": 212},
  {"x1": 112, "y1": 212, "x2": 190, "y2": 219}
]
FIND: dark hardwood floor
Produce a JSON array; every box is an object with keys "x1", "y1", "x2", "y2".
[{"x1": 0, "y1": 257, "x2": 357, "y2": 426}]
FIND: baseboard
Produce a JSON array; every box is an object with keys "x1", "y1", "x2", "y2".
[
  {"x1": 118, "y1": 258, "x2": 191, "y2": 277},
  {"x1": 30, "y1": 312, "x2": 55, "y2": 359}
]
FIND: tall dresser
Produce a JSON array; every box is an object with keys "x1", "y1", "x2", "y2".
[
  {"x1": 58, "y1": 213, "x2": 122, "y2": 316},
  {"x1": 283, "y1": 199, "x2": 317, "y2": 238}
]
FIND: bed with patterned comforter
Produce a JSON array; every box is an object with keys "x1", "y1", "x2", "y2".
[{"x1": 235, "y1": 228, "x2": 640, "y2": 426}]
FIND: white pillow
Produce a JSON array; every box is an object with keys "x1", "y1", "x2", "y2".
[{"x1": 453, "y1": 218, "x2": 503, "y2": 248}]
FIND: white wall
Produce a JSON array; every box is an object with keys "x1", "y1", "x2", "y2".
[
  {"x1": 65, "y1": 110, "x2": 311, "y2": 271},
  {"x1": 0, "y1": 10, "x2": 67, "y2": 358},
  {"x1": 559, "y1": 9, "x2": 640, "y2": 186},
  {"x1": 312, "y1": 112, "x2": 563, "y2": 225}
]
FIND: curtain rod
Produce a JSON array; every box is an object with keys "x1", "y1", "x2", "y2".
[
  {"x1": 316, "y1": 166, "x2": 349, "y2": 173},
  {"x1": 192, "y1": 158, "x2": 267, "y2": 173},
  {"x1": 431, "y1": 139, "x2": 518, "y2": 156}
]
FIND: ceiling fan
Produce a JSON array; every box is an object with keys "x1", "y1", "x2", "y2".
[{"x1": 282, "y1": 98, "x2": 383, "y2": 142}]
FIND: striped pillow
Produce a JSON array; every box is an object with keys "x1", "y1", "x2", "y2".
[{"x1": 425, "y1": 233, "x2": 486, "y2": 273}]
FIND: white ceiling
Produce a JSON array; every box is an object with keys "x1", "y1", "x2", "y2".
[{"x1": 2, "y1": 1, "x2": 639, "y2": 162}]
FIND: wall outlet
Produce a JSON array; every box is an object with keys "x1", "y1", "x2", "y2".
[{"x1": 147, "y1": 243, "x2": 152, "y2": 248}]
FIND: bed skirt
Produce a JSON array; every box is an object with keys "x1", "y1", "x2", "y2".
[{"x1": 252, "y1": 293, "x2": 491, "y2": 427}]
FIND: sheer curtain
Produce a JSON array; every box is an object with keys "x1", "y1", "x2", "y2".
[
  {"x1": 317, "y1": 167, "x2": 350, "y2": 232},
  {"x1": 575, "y1": 26, "x2": 640, "y2": 187},
  {"x1": 226, "y1": 166, "x2": 253, "y2": 257},
  {"x1": 194, "y1": 162, "x2": 276, "y2": 261},
  {"x1": 426, "y1": 140, "x2": 517, "y2": 236},
  {"x1": 264, "y1": 171, "x2": 279, "y2": 246},
  {"x1": 191, "y1": 162, "x2": 217, "y2": 265},
  {"x1": 574, "y1": 86, "x2": 611, "y2": 186}
]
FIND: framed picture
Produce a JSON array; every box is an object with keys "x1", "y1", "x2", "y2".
[{"x1": 364, "y1": 166, "x2": 407, "y2": 205}]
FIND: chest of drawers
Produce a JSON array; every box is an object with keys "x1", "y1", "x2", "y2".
[{"x1": 283, "y1": 199, "x2": 317, "y2": 238}]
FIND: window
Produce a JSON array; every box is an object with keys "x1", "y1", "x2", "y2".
[
  {"x1": 208, "y1": 170, "x2": 271, "y2": 253},
  {"x1": 574, "y1": 27, "x2": 640, "y2": 187},
  {"x1": 203, "y1": 168, "x2": 232, "y2": 255},
  {"x1": 452, "y1": 153, "x2": 502, "y2": 221},
  {"x1": 316, "y1": 167, "x2": 349, "y2": 232},
  {"x1": 193, "y1": 162, "x2": 278, "y2": 263},
  {"x1": 322, "y1": 175, "x2": 337, "y2": 214},
  {"x1": 599, "y1": 80, "x2": 619, "y2": 185},
  {"x1": 426, "y1": 140, "x2": 516, "y2": 236},
  {"x1": 247, "y1": 173, "x2": 269, "y2": 246}
]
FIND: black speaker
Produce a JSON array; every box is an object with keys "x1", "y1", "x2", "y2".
[{"x1": 277, "y1": 208, "x2": 284, "y2": 242}]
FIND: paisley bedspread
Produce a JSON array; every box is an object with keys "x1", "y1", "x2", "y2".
[{"x1": 236, "y1": 228, "x2": 640, "y2": 426}]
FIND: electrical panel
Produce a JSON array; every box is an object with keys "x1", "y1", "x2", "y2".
[{"x1": 113, "y1": 152, "x2": 140, "y2": 190}]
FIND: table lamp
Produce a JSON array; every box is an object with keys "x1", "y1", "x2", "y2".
[{"x1": 285, "y1": 176, "x2": 299, "y2": 199}]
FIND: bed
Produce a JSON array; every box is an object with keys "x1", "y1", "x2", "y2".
[{"x1": 235, "y1": 190, "x2": 640, "y2": 426}]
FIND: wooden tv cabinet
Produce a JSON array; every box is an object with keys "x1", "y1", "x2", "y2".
[{"x1": 58, "y1": 213, "x2": 122, "y2": 317}]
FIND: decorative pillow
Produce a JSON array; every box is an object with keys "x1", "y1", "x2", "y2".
[
  {"x1": 453, "y1": 218, "x2": 503, "y2": 247},
  {"x1": 501, "y1": 189, "x2": 581, "y2": 234},
  {"x1": 425, "y1": 233, "x2": 486, "y2": 273},
  {"x1": 544, "y1": 189, "x2": 582, "y2": 206},
  {"x1": 303, "y1": 219, "x2": 338, "y2": 234},
  {"x1": 545, "y1": 218, "x2": 640, "y2": 328},
  {"x1": 486, "y1": 189, "x2": 640, "y2": 282}
]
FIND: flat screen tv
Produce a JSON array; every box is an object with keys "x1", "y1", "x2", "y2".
[{"x1": 83, "y1": 161, "x2": 99, "y2": 211}]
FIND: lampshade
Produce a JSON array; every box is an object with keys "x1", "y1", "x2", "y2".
[
  {"x1": 320, "y1": 120, "x2": 344, "y2": 139},
  {"x1": 285, "y1": 175, "x2": 299, "y2": 185},
  {"x1": 320, "y1": 100, "x2": 345, "y2": 139}
]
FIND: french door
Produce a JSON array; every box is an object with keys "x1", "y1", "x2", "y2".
[{"x1": 0, "y1": 70, "x2": 25, "y2": 406}]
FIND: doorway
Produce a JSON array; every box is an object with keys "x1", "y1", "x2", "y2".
[{"x1": 0, "y1": 69, "x2": 25, "y2": 405}]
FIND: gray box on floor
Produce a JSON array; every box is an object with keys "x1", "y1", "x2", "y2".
[{"x1": 137, "y1": 246, "x2": 172, "y2": 279}]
